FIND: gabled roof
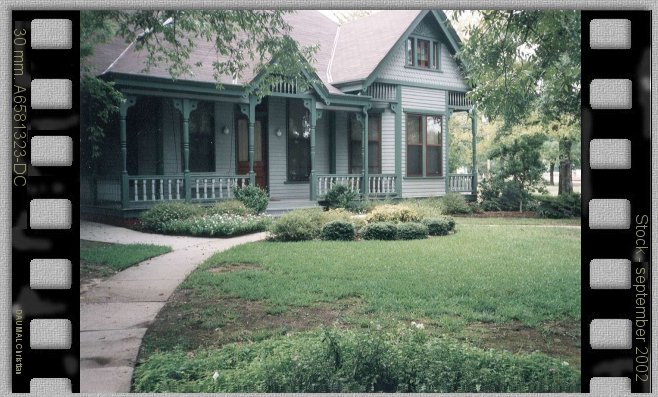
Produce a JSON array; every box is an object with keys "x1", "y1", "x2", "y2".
[
  {"x1": 329, "y1": 10, "x2": 421, "y2": 85},
  {"x1": 89, "y1": 10, "x2": 464, "y2": 94}
]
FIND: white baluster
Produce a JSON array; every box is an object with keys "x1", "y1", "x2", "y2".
[
  {"x1": 203, "y1": 179, "x2": 208, "y2": 199},
  {"x1": 159, "y1": 179, "x2": 163, "y2": 200},
  {"x1": 211, "y1": 179, "x2": 216, "y2": 199},
  {"x1": 142, "y1": 180, "x2": 147, "y2": 201},
  {"x1": 176, "y1": 180, "x2": 181, "y2": 200},
  {"x1": 168, "y1": 180, "x2": 172, "y2": 200},
  {"x1": 195, "y1": 179, "x2": 199, "y2": 199},
  {"x1": 151, "y1": 180, "x2": 156, "y2": 201}
]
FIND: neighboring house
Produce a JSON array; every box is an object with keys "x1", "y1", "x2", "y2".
[{"x1": 83, "y1": 10, "x2": 477, "y2": 215}]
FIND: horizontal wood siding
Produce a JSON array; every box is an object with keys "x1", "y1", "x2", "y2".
[
  {"x1": 315, "y1": 115, "x2": 329, "y2": 174},
  {"x1": 334, "y1": 111, "x2": 349, "y2": 173},
  {"x1": 214, "y1": 102, "x2": 236, "y2": 174},
  {"x1": 377, "y1": 17, "x2": 468, "y2": 91},
  {"x1": 401, "y1": 86, "x2": 446, "y2": 111},
  {"x1": 401, "y1": 86, "x2": 447, "y2": 198},
  {"x1": 381, "y1": 109, "x2": 395, "y2": 174},
  {"x1": 267, "y1": 97, "x2": 309, "y2": 200}
]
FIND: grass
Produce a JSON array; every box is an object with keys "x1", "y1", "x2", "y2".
[
  {"x1": 454, "y1": 216, "x2": 581, "y2": 226},
  {"x1": 80, "y1": 240, "x2": 172, "y2": 282},
  {"x1": 138, "y1": 219, "x2": 580, "y2": 374}
]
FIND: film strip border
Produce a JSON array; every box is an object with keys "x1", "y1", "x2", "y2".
[
  {"x1": 11, "y1": 11, "x2": 80, "y2": 393},
  {"x1": 581, "y1": 11, "x2": 651, "y2": 393}
]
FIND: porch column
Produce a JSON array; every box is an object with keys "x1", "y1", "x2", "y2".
[
  {"x1": 445, "y1": 109, "x2": 453, "y2": 194},
  {"x1": 393, "y1": 86, "x2": 402, "y2": 196},
  {"x1": 173, "y1": 98, "x2": 198, "y2": 201},
  {"x1": 118, "y1": 96, "x2": 136, "y2": 208},
  {"x1": 357, "y1": 106, "x2": 370, "y2": 197},
  {"x1": 470, "y1": 108, "x2": 478, "y2": 196},
  {"x1": 248, "y1": 96, "x2": 257, "y2": 186},
  {"x1": 303, "y1": 98, "x2": 317, "y2": 200}
]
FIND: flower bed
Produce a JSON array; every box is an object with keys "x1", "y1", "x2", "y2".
[{"x1": 155, "y1": 213, "x2": 271, "y2": 237}]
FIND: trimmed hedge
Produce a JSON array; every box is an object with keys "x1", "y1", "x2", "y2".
[
  {"x1": 324, "y1": 184, "x2": 358, "y2": 209},
  {"x1": 207, "y1": 200, "x2": 252, "y2": 216},
  {"x1": 155, "y1": 213, "x2": 271, "y2": 237},
  {"x1": 422, "y1": 216, "x2": 455, "y2": 236},
  {"x1": 234, "y1": 185, "x2": 269, "y2": 214},
  {"x1": 362, "y1": 222, "x2": 397, "y2": 240},
  {"x1": 321, "y1": 220, "x2": 356, "y2": 241},
  {"x1": 396, "y1": 222, "x2": 429, "y2": 240},
  {"x1": 140, "y1": 202, "x2": 205, "y2": 233},
  {"x1": 366, "y1": 204, "x2": 421, "y2": 223}
]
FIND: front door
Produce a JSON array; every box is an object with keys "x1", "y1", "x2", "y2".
[{"x1": 236, "y1": 116, "x2": 268, "y2": 190}]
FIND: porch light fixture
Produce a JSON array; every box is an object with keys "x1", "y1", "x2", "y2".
[
  {"x1": 276, "y1": 128, "x2": 283, "y2": 137},
  {"x1": 223, "y1": 126, "x2": 230, "y2": 135}
]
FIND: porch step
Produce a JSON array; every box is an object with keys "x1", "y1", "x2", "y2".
[{"x1": 266, "y1": 199, "x2": 321, "y2": 216}]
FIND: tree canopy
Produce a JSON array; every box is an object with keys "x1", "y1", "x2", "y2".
[{"x1": 453, "y1": 10, "x2": 581, "y2": 194}]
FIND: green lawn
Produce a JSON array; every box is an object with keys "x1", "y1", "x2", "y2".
[
  {"x1": 454, "y1": 216, "x2": 581, "y2": 226},
  {"x1": 136, "y1": 219, "x2": 581, "y2": 392},
  {"x1": 80, "y1": 240, "x2": 172, "y2": 282}
]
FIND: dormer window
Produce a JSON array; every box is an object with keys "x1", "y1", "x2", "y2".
[{"x1": 405, "y1": 36, "x2": 441, "y2": 70}]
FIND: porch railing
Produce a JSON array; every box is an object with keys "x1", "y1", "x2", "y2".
[
  {"x1": 316, "y1": 174, "x2": 362, "y2": 197},
  {"x1": 316, "y1": 173, "x2": 399, "y2": 198},
  {"x1": 190, "y1": 174, "x2": 248, "y2": 201},
  {"x1": 128, "y1": 174, "x2": 248, "y2": 203},
  {"x1": 368, "y1": 174, "x2": 398, "y2": 196},
  {"x1": 448, "y1": 173, "x2": 474, "y2": 193}
]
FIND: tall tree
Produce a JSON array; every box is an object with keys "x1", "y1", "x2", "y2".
[{"x1": 453, "y1": 10, "x2": 580, "y2": 194}]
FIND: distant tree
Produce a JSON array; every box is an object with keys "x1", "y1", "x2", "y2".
[
  {"x1": 540, "y1": 140, "x2": 559, "y2": 185},
  {"x1": 454, "y1": 10, "x2": 580, "y2": 195}
]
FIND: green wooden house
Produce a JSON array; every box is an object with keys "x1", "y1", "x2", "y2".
[{"x1": 83, "y1": 10, "x2": 477, "y2": 215}]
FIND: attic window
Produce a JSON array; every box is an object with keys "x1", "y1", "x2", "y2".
[{"x1": 405, "y1": 36, "x2": 441, "y2": 71}]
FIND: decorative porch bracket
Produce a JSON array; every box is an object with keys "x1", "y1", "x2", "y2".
[
  {"x1": 173, "y1": 98, "x2": 198, "y2": 201},
  {"x1": 119, "y1": 95, "x2": 137, "y2": 207},
  {"x1": 303, "y1": 98, "x2": 318, "y2": 200},
  {"x1": 239, "y1": 96, "x2": 262, "y2": 187}
]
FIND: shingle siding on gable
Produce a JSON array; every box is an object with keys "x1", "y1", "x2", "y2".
[{"x1": 376, "y1": 19, "x2": 468, "y2": 91}]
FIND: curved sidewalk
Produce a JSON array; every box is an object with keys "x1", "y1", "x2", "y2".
[{"x1": 80, "y1": 221, "x2": 267, "y2": 392}]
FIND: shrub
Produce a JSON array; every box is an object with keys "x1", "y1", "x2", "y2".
[
  {"x1": 321, "y1": 220, "x2": 356, "y2": 241},
  {"x1": 207, "y1": 200, "x2": 252, "y2": 216},
  {"x1": 396, "y1": 222, "x2": 428, "y2": 240},
  {"x1": 321, "y1": 208, "x2": 353, "y2": 224},
  {"x1": 366, "y1": 204, "x2": 420, "y2": 223},
  {"x1": 441, "y1": 192, "x2": 471, "y2": 215},
  {"x1": 156, "y1": 213, "x2": 271, "y2": 237},
  {"x1": 234, "y1": 185, "x2": 269, "y2": 214},
  {"x1": 133, "y1": 328, "x2": 581, "y2": 393},
  {"x1": 269, "y1": 209, "x2": 327, "y2": 241},
  {"x1": 536, "y1": 193, "x2": 581, "y2": 218},
  {"x1": 422, "y1": 217, "x2": 454, "y2": 236},
  {"x1": 406, "y1": 198, "x2": 444, "y2": 218},
  {"x1": 362, "y1": 222, "x2": 397, "y2": 240},
  {"x1": 140, "y1": 202, "x2": 205, "y2": 232},
  {"x1": 324, "y1": 184, "x2": 359, "y2": 209}
]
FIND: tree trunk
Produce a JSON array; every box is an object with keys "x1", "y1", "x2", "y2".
[
  {"x1": 558, "y1": 138, "x2": 573, "y2": 195},
  {"x1": 549, "y1": 162, "x2": 555, "y2": 185}
]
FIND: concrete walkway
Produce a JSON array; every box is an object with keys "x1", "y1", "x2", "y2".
[{"x1": 79, "y1": 221, "x2": 267, "y2": 392}]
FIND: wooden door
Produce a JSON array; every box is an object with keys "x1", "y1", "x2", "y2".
[{"x1": 236, "y1": 117, "x2": 267, "y2": 190}]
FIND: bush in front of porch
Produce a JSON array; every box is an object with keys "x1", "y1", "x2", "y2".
[{"x1": 140, "y1": 201, "x2": 271, "y2": 237}]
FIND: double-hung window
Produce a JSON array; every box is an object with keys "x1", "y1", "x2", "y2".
[
  {"x1": 405, "y1": 36, "x2": 441, "y2": 70},
  {"x1": 406, "y1": 114, "x2": 443, "y2": 177},
  {"x1": 349, "y1": 113, "x2": 382, "y2": 174}
]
